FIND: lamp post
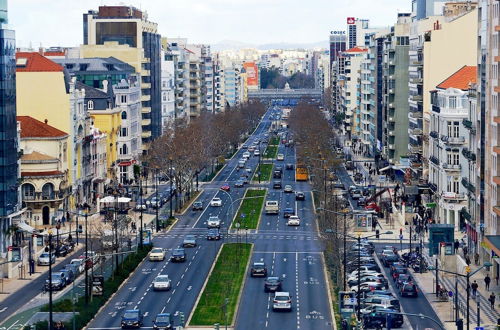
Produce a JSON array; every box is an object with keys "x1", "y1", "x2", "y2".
[
  {"x1": 325, "y1": 228, "x2": 393, "y2": 321},
  {"x1": 139, "y1": 173, "x2": 143, "y2": 248},
  {"x1": 155, "y1": 168, "x2": 160, "y2": 232},
  {"x1": 47, "y1": 230, "x2": 53, "y2": 330},
  {"x1": 169, "y1": 158, "x2": 173, "y2": 219},
  {"x1": 428, "y1": 261, "x2": 492, "y2": 330}
]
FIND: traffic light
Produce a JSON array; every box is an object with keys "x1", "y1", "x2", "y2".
[{"x1": 456, "y1": 318, "x2": 463, "y2": 330}]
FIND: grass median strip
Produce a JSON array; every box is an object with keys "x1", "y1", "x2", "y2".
[
  {"x1": 231, "y1": 189, "x2": 266, "y2": 229},
  {"x1": 252, "y1": 163, "x2": 273, "y2": 182},
  {"x1": 263, "y1": 145, "x2": 278, "y2": 159},
  {"x1": 189, "y1": 243, "x2": 252, "y2": 326},
  {"x1": 269, "y1": 136, "x2": 280, "y2": 146}
]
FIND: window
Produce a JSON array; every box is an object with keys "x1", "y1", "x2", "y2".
[
  {"x1": 42, "y1": 183, "x2": 54, "y2": 199},
  {"x1": 22, "y1": 184, "x2": 35, "y2": 200},
  {"x1": 121, "y1": 111, "x2": 127, "y2": 120},
  {"x1": 120, "y1": 144, "x2": 128, "y2": 155},
  {"x1": 121, "y1": 127, "x2": 128, "y2": 137},
  {"x1": 448, "y1": 96, "x2": 457, "y2": 109},
  {"x1": 121, "y1": 95, "x2": 127, "y2": 104},
  {"x1": 88, "y1": 100, "x2": 94, "y2": 110}
]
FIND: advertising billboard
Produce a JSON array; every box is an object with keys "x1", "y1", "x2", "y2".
[
  {"x1": 243, "y1": 62, "x2": 259, "y2": 87},
  {"x1": 347, "y1": 17, "x2": 356, "y2": 24}
]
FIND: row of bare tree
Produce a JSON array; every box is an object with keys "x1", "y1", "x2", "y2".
[
  {"x1": 288, "y1": 102, "x2": 350, "y2": 288},
  {"x1": 145, "y1": 102, "x2": 266, "y2": 207}
]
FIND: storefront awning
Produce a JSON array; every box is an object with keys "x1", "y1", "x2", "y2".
[
  {"x1": 16, "y1": 221, "x2": 34, "y2": 233},
  {"x1": 483, "y1": 235, "x2": 500, "y2": 259}
]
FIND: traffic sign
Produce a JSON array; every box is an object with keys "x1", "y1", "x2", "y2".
[
  {"x1": 448, "y1": 291, "x2": 453, "y2": 297},
  {"x1": 399, "y1": 234, "x2": 403, "y2": 240},
  {"x1": 475, "y1": 327, "x2": 484, "y2": 330}
]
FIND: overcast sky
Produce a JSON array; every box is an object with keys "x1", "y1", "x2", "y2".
[{"x1": 9, "y1": 0, "x2": 411, "y2": 48}]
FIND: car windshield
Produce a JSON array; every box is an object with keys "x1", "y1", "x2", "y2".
[
  {"x1": 156, "y1": 276, "x2": 169, "y2": 282},
  {"x1": 194, "y1": 202, "x2": 202, "y2": 206},
  {"x1": 123, "y1": 312, "x2": 138, "y2": 319},
  {"x1": 275, "y1": 295, "x2": 290, "y2": 301},
  {"x1": 267, "y1": 277, "x2": 279, "y2": 283},
  {"x1": 208, "y1": 229, "x2": 218, "y2": 235},
  {"x1": 185, "y1": 235, "x2": 195, "y2": 240},
  {"x1": 253, "y1": 262, "x2": 264, "y2": 267},
  {"x1": 151, "y1": 248, "x2": 163, "y2": 254},
  {"x1": 155, "y1": 315, "x2": 170, "y2": 323},
  {"x1": 173, "y1": 249, "x2": 184, "y2": 255},
  {"x1": 52, "y1": 273, "x2": 63, "y2": 279}
]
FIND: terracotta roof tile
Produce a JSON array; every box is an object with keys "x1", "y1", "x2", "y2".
[
  {"x1": 17, "y1": 116, "x2": 68, "y2": 138},
  {"x1": 21, "y1": 151, "x2": 57, "y2": 162},
  {"x1": 437, "y1": 65, "x2": 477, "y2": 90},
  {"x1": 15, "y1": 52, "x2": 64, "y2": 72},
  {"x1": 345, "y1": 46, "x2": 367, "y2": 53},
  {"x1": 21, "y1": 171, "x2": 63, "y2": 177}
]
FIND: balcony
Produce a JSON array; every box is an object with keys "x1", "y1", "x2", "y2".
[
  {"x1": 408, "y1": 145, "x2": 422, "y2": 153},
  {"x1": 388, "y1": 130, "x2": 395, "y2": 136},
  {"x1": 411, "y1": 94, "x2": 423, "y2": 102},
  {"x1": 442, "y1": 163, "x2": 461, "y2": 171},
  {"x1": 431, "y1": 105, "x2": 440, "y2": 113},
  {"x1": 462, "y1": 118, "x2": 476, "y2": 133},
  {"x1": 409, "y1": 128, "x2": 423, "y2": 136},
  {"x1": 461, "y1": 177, "x2": 475, "y2": 192},
  {"x1": 462, "y1": 148, "x2": 477, "y2": 161},
  {"x1": 429, "y1": 155, "x2": 440, "y2": 166},
  {"x1": 409, "y1": 112, "x2": 423, "y2": 119},
  {"x1": 461, "y1": 207, "x2": 472, "y2": 221},
  {"x1": 440, "y1": 135, "x2": 465, "y2": 145},
  {"x1": 442, "y1": 192, "x2": 466, "y2": 200},
  {"x1": 388, "y1": 103, "x2": 394, "y2": 108},
  {"x1": 429, "y1": 131, "x2": 439, "y2": 139},
  {"x1": 410, "y1": 77, "x2": 423, "y2": 84},
  {"x1": 412, "y1": 60, "x2": 423, "y2": 66}
]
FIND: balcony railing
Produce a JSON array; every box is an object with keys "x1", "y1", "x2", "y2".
[
  {"x1": 432, "y1": 105, "x2": 440, "y2": 113},
  {"x1": 429, "y1": 155, "x2": 440, "y2": 166},
  {"x1": 462, "y1": 118, "x2": 476, "y2": 133},
  {"x1": 461, "y1": 177, "x2": 475, "y2": 192},
  {"x1": 441, "y1": 135, "x2": 465, "y2": 145},
  {"x1": 429, "y1": 131, "x2": 439, "y2": 139},
  {"x1": 461, "y1": 207, "x2": 472, "y2": 221},
  {"x1": 462, "y1": 148, "x2": 477, "y2": 161},
  {"x1": 442, "y1": 163, "x2": 461, "y2": 171}
]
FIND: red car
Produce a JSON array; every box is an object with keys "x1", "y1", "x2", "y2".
[
  {"x1": 221, "y1": 184, "x2": 230, "y2": 192},
  {"x1": 365, "y1": 202, "x2": 380, "y2": 213}
]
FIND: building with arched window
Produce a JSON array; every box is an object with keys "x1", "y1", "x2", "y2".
[{"x1": 17, "y1": 116, "x2": 69, "y2": 227}]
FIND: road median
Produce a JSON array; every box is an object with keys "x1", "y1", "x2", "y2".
[
  {"x1": 231, "y1": 189, "x2": 266, "y2": 230},
  {"x1": 189, "y1": 243, "x2": 252, "y2": 327},
  {"x1": 251, "y1": 163, "x2": 273, "y2": 182}
]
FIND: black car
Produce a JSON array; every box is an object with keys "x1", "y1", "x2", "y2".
[
  {"x1": 362, "y1": 308, "x2": 404, "y2": 328},
  {"x1": 395, "y1": 274, "x2": 412, "y2": 288},
  {"x1": 286, "y1": 163, "x2": 294, "y2": 170},
  {"x1": 400, "y1": 283, "x2": 418, "y2": 297},
  {"x1": 295, "y1": 192, "x2": 305, "y2": 200},
  {"x1": 55, "y1": 244, "x2": 70, "y2": 257},
  {"x1": 381, "y1": 253, "x2": 400, "y2": 267},
  {"x1": 121, "y1": 309, "x2": 143, "y2": 329},
  {"x1": 207, "y1": 228, "x2": 221, "y2": 240},
  {"x1": 45, "y1": 272, "x2": 66, "y2": 291},
  {"x1": 391, "y1": 267, "x2": 408, "y2": 281},
  {"x1": 273, "y1": 181, "x2": 282, "y2": 189},
  {"x1": 283, "y1": 208, "x2": 295, "y2": 218},
  {"x1": 153, "y1": 313, "x2": 172, "y2": 329},
  {"x1": 59, "y1": 268, "x2": 75, "y2": 284},
  {"x1": 273, "y1": 170, "x2": 282, "y2": 179},
  {"x1": 250, "y1": 262, "x2": 268, "y2": 277},
  {"x1": 170, "y1": 248, "x2": 186, "y2": 262},
  {"x1": 192, "y1": 201, "x2": 203, "y2": 211},
  {"x1": 264, "y1": 277, "x2": 282, "y2": 292},
  {"x1": 240, "y1": 176, "x2": 249, "y2": 184}
]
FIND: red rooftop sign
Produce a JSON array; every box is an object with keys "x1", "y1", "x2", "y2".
[{"x1": 347, "y1": 17, "x2": 356, "y2": 25}]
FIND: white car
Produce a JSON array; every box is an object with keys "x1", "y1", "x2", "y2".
[
  {"x1": 210, "y1": 197, "x2": 222, "y2": 207},
  {"x1": 272, "y1": 292, "x2": 292, "y2": 311},
  {"x1": 135, "y1": 203, "x2": 147, "y2": 211},
  {"x1": 350, "y1": 281, "x2": 381, "y2": 292},
  {"x1": 149, "y1": 248, "x2": 166, "y2": 261},
  {"x1": 153, "y1": 275, "x2": 171, "y2": 291},
  {"x1": 70, "y1": 259, "x2": 85, "y2": 274},
  {"x1": 207, "y1": 216, "x2": 221, "y2": 228},
  {"x1": 254, "y1": 150, "x2": 260, "y2": 156},
  {"x1": 243, "y1": 152, "x2": 251, "y2": 159},
  {"x1": 287, "y1": 215, "x2": 300, "y2": 226},
  {"x1": 277, "y1": 154, "x2": 284, "y2": 161}
]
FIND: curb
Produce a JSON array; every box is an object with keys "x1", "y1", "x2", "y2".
[
  {"x1": 321, "y1": 253, "x2": 337, "y2": 330},
  {"x1": 177, "y1": 190, "x2": 204, "y2": 216}
]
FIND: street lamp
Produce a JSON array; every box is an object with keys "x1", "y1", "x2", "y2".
[
  {"x1": 325, "y1": 228, "x2": 393, "y2": 321},
  {"x1": 428, "y1": 261, "x2": 492, "y2": 330}
]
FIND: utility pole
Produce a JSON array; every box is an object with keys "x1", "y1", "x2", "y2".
[
  {"x1": 48, "y1": 232, "x2": 53, "y2": 330},
  {"x1": 85, "y1": 210, "x2": 89, "y2": 304},
  {"x1": 155, "y1": 168, "x2": 159, "y2": 232},
  {"x1": 139, "y1": 173, "x2": 143, "y2": 248},
  {"x1": 169, "y1": 158, "x2": 173, "y2": 219}
]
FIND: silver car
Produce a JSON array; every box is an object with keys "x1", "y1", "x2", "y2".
[
  {"x1": 153, "y1": 275, "x2": 171, "y2": 291},
  {"x1": 37, "y1": 252, "x2": 55, "y2": 266},
  {"x1": 183, "y1": 235, "x2": 197, "y2": 247}
]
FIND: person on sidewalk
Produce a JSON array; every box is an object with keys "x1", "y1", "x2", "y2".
[
  {"x1": 474, "y1": 252, "x2": 480, "y2": 266},
  {"x1": 489, "y1": 292, "x2": 496, "y2": 309},
  {"x1": 454, "y1": 240, "x2": 460, "y2": 253},
  {"x1": 471, "y1": 280, "x2": 479, "y2": 298},
  {"x1": 496, "y1": 275, "x2": 499, "y2": 286},
  {"x1": 485, "y1": 274, "x2": 491, "y2": 291}
]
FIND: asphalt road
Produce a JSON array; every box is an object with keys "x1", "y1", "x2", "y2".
[
  {"x1": 236, "y1": 136, "x2": 334, "y2": 330},
  {"x1": 86, "y1": 110, "x2": 274, "y2": 329}
]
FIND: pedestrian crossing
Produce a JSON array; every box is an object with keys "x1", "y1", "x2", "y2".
[{"x1": 155, "y1": 232, "x2": 319, "y2": 241}]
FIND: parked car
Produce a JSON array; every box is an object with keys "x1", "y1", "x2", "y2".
[
  {"x1": 264, "y1": 277, "x2": 282, "y2": 292},
  {"x1": 250, "y1": 262, "x2": 268, "y2": 277},
  {"x1": 153, "y1": 313, "x2": 172, "y2": 330},
  {"x1": 182, "y1": 235, "x2": 197, "y2": 247},
  {"x1": 135, "y1": 202, "x2": 147, "y2": 211},
  {"x1": 192, "y1": 201, "x2": 203, "y2": 211},
  {"x1": 210, "y1": 197, "x2": 222, "y2": 207},
  {"x1": 70, "y1": 259, "x2": 85, "y2": 274},
  {"x1": 59, "y1": 268, "x2": 75, "y2": 284},
  {"x1": 207, "y1": 228, "x2": 221, "y2": 240},
  {"x1": 170, "y1": 248, "x2": 186, "y2": 262},
  {"x1": 350, "y1": 282, "x2": 386, "y2": 293},
  {"x1": 149, "y1": 248, "x2": 166, "y2": 261},
  {"x1": 362, "y1": 307, "x2": 404, "y2": 328},
  {"x1": 64, "y1": 263, "x2": 80, "y2": 278},
  {"x1": 153, "y1": 275, "x2": 171, "y2": 291},
  {"x1": 351, "y1": 190, "x2": 362, "y2": 200},
  {"x1": 272, "y1": 292, "x2": 292, "y2": 311},
  {"x1": 121, "y1": 309, "x2": 143, "y2": 329},
  {"x1": 295, "y1": 192, "x2": 305, "y2": 200},
  {"x1": 45, "y1": 272, "x2": 66, "y2": 291},
  {"x1": 37, "y1": 252, "x2": 55, "y2": 266},
  {"x1": 362, "y1": 296, "x2": 400, "y2": 311}
]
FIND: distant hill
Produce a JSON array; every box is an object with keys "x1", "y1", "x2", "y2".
[{"x1": 212, "y1": 40, "x2": 328, "y2": 51}]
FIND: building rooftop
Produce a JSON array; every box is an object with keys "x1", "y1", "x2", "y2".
[
  {"x1": 21, "y1": 151, "x2": 57, "y2": 162},
  {"x1": 75, "y1": 81, "x2": 110, "y2": 99},
  {"x1": 21, "y1": 171, "x2": 63, "y2": 177},
  {"x1": 437, "y1": 65, "x2": 477, "y2": 90},
  {"x1": 15, "y1": 52, "x2": 64, "y2": 72},
  {"x1": 53, "y1": 57, "x2": 134, "y2": 75},
  {"x1": 344, "y1": 47, "x2": 367, "y2": 53},
  {"x1": 17, "y1": 116, "x2": 68, "y2": 139}
]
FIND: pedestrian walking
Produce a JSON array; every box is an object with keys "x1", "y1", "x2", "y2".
[
  {"x1": 471, "y1": 280, "x2": 479, "y2": 297},
  {"x1": 474, "y1": 252, "x2": 480, "y2": 266},
  {"x1": 489, "y1": 292, "x2": 496, "y2": 309},
  {"x1": 496, "y1": 275, "x2": 499, "y2": 286},
  {"x1": 454, "y1": 239, "x2": 460, "y2": 253},
  {"x1": 465, "y1": 255, "x2": 471, "y2": 266},
  {"x1": 463, "y1": 245, "x2": 468, "y2": 256},
  {"x1": 485, "y1": 274, "x2": 491, "y2": 291}
]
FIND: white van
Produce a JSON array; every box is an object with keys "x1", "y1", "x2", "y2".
[
  {"x1": 238, "y1": 160, "x2": 246, "y2": 168},
  {"x1": 265, "y1": 201, "x2": 279, "y2": 214}
]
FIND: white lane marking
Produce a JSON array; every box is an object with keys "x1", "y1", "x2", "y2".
[
  {"x1": 295, "y1": 252, "x2": 300, "y2": 328},
  {"x1": 192, "y1": 190, "x2": 219, "y2": 228}
]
